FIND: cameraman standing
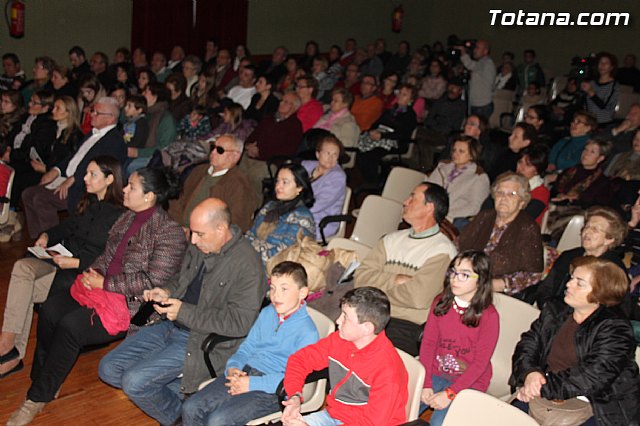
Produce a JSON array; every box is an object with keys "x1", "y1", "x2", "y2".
[{"x1": 459, "y1": 40, "x2": 496, "y2": 119}]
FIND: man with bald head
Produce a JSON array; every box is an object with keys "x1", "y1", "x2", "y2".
[
  {"x1": 460, "y1": 39, "x2": 496, "y2": 119},
  {"x1": 22, "y1": 96, "x2": 127, "y2": 238},
  {"x1": 169, "y1": 134, "x2": 258, "y2": 231},
  {"x1": 99, "y1": 198, "x2": 266, "y2": 425}
]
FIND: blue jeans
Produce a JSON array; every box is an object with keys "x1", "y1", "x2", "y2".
[
  {"x1": 98, "y1": 320, "x2": 189, "y2": 425},
  {"x1": 303, "y1": 409, "x2": 344, "y2": 426},
  {"x1": 419, "y1": 375, "x2": 453, "y2": 426},
  {"x1": 181, "y1": 365, "x2": 280, "y2": 426}
]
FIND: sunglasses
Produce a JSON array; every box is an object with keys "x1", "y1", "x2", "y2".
[{"x1": 210, "y1": 144, "x2": 237, "y2": 155}]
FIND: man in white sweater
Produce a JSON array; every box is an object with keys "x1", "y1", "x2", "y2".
[{"x1": 354, "y1": 183, "x2": 457, "y2": 355}]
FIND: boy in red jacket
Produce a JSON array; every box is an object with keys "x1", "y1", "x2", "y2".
[{"x1": 282, "y1": 287, "x2": 408, "y2": 426}]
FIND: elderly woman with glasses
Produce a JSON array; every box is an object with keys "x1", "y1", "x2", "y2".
[{"x1": 458, "y1": 172, "x2": 544, "y2": 296}]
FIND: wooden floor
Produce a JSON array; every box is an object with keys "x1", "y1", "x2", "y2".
[{"x1": 0, "y1": 235, "x2": 157, "y2": 425}]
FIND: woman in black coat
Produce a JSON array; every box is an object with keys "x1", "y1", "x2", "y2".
[
  {"x1": 511, "y1": 256, "x2": 639, "y2": 426},
  {"x1": 0, "y1": 156, "x2": 124, "y2": 379}
]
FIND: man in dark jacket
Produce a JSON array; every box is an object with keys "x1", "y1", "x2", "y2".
[{"x1": 98, "y1": 198, "x2": 266, "y2": 426}]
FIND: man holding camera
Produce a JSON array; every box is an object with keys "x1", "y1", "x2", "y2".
[{"x1": 459, "y1": 40, "x2": 496, "y2": 119}]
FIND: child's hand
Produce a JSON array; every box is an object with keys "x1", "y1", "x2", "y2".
[
  {"x1": 281, "y1": 396, "x2": 303, "y2": 425},
  {"x1": 427, "y1": 391, "x2": 452, "y2": 410},
  {"x1": 225, "y1": 374, "x2": 249, "y2": 395},
  {"x1": 420, "y1": 388, "x2": 434, "y2": 404}
]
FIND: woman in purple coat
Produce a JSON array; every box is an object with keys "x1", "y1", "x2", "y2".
[{"x1": 302, "y1": 134, "x2": 347, "y2": 240}]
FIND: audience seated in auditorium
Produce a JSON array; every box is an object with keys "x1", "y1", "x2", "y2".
[
  {"x1": 599, "y1": 103, "x2": 640, "y2": 159},
  {"x1": 22, "y1": 97, "x2": 126, "y2": 239},
  {"x1": 515, "y1": 144, "x2": 550, "y2": 225},
  {"x1": 182, "y1": 55, "x2": 202, "y2": 97},
  {"x1": 355, "y1": 183, "x2": 457, "y2": 355},
  {"x1": 6, "y1": 167, "x2": 187, "y2": 426},
  {"x1": 617, "y1": 54, "x2": 640, "y2": 92},
  {"x1": 89, "y1": 51, "x2": 114, "y2": 92},
  {"x1": 50, "y1": 65, "x2": 77, "y2": 99},
  {"x1": 150, "y1": 51, "x2": 170, "y2": 82},
  {"x1": 458, "y1": 172, "x2": 544, "y2": 297},
  {"x1": 98, "y1": 197, "x2": 263, "y2": 426},
  {"x1": 0, "y1": 156, "x2": 124, "y2": 376},
  {"x1": 335, "y1": 62, "x2": 362, "y2": 97},
  {"x1": 182, "y1": 261, "x2": 319, "y2": 425},
  {"x1": 419, "y1": 59, "x2": 447, "y2": 103},
  {"x1": 312, "y1": 56, "x2": 336, "y2": 103}
]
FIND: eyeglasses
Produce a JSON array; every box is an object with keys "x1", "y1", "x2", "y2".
[
  {"x1": 494, "y1": 190, "x2": 520, "y2": 199},
  {"x1": 448, "y1": 269, "x2": 479, "y2": 282},
  {"x1": 90, "y1": 109, "x2": 113, "y2": 117},
  {"x1": 210, "y1": 145, "x2": 237, "y2": 155}
]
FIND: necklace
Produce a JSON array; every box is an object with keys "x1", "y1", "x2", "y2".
[{"x1": 452, "y1": 297, "x2": 469, "y2": 315}]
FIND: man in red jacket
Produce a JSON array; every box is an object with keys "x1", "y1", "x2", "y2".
[{"x1": 282, "y1": 287, "x2": 408, "y2": 426}]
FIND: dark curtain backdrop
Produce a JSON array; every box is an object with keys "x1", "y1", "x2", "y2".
[{"x1": 131, "y1": 0, "x2": 248, "y2": 57}]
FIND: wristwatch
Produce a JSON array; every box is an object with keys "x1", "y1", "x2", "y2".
[
  {"x1": 444, "y1": 387, "x2": 457, "y2": 400},
  {"x1": 288, "y1": 392, "x2": 304, "y2": 403}
]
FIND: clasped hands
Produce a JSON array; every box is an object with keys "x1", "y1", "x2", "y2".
[
  {"x1": 225, "y1": 367, "x2": 250, "y2": 395},
  {"x1": 420, "y1": 388, "x2": 452, "y2": 410}
]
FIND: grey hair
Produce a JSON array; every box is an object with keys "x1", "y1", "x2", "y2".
[
  {"x1": 491, "y1": 171, "x2": 531, "y2": 205},
  {"x1": 286, "y1": 93, "x2": 302, "y2": 111},
  {"x1": 184, "y1": 55, "x2": 202, "y2": 73},
  {"x1": 219, "y1": 133, "x2": 244, "y2": 156},
  {"x1": 95, "y1": 97, "x2": 120, "y2": 120}
]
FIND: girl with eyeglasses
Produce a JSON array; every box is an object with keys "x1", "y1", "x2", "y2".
[{"x1": 418, "y1": 250, "x2": 499, "y2": 426}]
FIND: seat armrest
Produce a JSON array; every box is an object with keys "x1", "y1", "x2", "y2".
[
  {"x1": 201, "y1": 333, "x2": 246, "y2": 378},
  {"x1": 319, "y1": 214, "x2": 354, "y2": 245}
]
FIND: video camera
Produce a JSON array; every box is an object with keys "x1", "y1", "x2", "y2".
[
  {"x1": 446, "y1": 35, "x2": 477, "y2": 63},
  {"x1": 569, "y1": 54, "x2": 597, "y2": 84}
]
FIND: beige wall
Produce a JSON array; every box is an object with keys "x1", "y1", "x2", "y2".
[
  {"x1": 0, "y1": 0, "x2": 131, "y2": 77},
  {"x1": 248, "y1": 0, "x2": 639, "y2": 75}
]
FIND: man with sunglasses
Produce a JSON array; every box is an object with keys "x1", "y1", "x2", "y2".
[
  {"x1": 168, "y1": 134, "x2": 258, "y2": 232},
  {"x1": 354, "y1": 183, "x2": 457, "y2": 356}
]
